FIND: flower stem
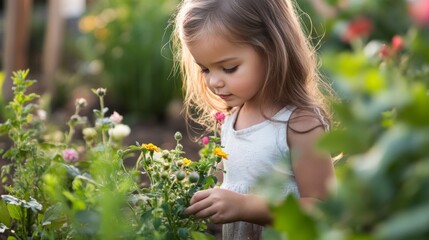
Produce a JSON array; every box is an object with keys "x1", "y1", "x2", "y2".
[{"x1": 100, "y1": 96, "x2": 107, "y2": 146}]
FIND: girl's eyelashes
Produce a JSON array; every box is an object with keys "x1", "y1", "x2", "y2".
[
  {"x1": 200, "y1": 67, "x2": 209, "y2": 74},
  {"x1": 223, "y1": 66, "x2": 238, "y2": 73},
  {"x1": 199, "y1": 66, "x2": 238, "y2": 74}
]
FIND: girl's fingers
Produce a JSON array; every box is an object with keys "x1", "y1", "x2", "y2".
[
  {"x1": 194, "y1": 204, "x2": 217, "y2": 219},
  {"x1": 189, "y1": 189, "x2": 211, "y2": 205},
  {"x1": 184, "y1": 198, "x2": 211, "y2": 215},
  {"x1": 184, "y1": 190, "x2": 213, "y2": 215}
]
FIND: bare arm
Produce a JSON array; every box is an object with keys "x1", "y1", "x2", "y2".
[{"x1": 288, "y1": 110, "x2": 336, "y2": 210}]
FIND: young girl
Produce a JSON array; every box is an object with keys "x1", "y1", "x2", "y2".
[{"x1": 173, "y1": 0, "x2": 336, "y2": 239}]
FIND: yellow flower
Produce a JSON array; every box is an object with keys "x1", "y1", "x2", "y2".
[
  {"x1": 182, "y1": 158, "x2": 192, "y2": 167},
  {"x1": 94, "y1": 28, "x2": 109, "y2": 40},
  {"x1": 142, "y1": 143, "x2": 160, "y2": 152},
  {"x1": 79, "y1": 15, "x2": 97, "y2": 33},
  {"x1": 214, "y1": 147, "x2": 228, "y2": 160}
]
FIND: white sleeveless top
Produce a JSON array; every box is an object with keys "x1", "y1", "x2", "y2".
[{"x1": 220, "y1": 106, "x2": 299, "y2": 240}]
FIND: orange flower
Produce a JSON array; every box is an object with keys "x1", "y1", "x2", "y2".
[
  {"x1": 142, "y1": 143, "x2": 160, "y2": 152},
  {"x1": 214, "y1": 147, "x2": 228, "y2": 160}
]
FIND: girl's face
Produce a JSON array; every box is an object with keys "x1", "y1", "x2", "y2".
[{"x1": 187, "y1": 33, "x2": 266, "y2": 109}]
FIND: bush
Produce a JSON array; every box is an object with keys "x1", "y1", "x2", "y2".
[{"x1": 0, "y1": 70, "x2": 225, "y2": 239}]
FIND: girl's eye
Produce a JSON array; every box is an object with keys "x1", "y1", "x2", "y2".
[
  {"x1": 200, "y1": 68, "x2": 209, "y2": 74},
  {"x1": 223, "y1": 66, "x2": 238, "y2": 74}
]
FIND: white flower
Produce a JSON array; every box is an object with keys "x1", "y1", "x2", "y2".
[
  {"x1": 37, "y1": 109, "x2": 47, "y2": 121},
  {"x1": 109, "y1": 111, "x2": 123, "y2": 124},
  {"x1": 75, "y1": 98, "x2": 87, "y2": 109},
  {"x1": 82, "y1": 127, "x2": 97, "y2": 138},
  {"x1": 108, "y1": 124, "x2": 131, "y2": 140}
]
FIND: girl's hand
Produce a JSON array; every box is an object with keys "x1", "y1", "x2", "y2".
[{"x1": 184, "y1": 188, "x2": 245, "y2": 224}]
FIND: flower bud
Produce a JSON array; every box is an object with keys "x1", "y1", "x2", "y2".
[
  {"x1": 201, "y1": 136, "x2": 210, "y2": 145},
  {"x1": 214, "y1": 111, "x2": 226, "y2": 125},
  {"x1": 62, "y1": 148, "x2": 79, "y2": 162},
  {"x1": 163, "y1": 163, "x2": 170, "y2": 170},
  {"x1": 176, "y1": 170, "x2": 186, "y2": 181},
  {"x1": 176, "y1": 144, "x2": 183, "y2": 151},
  {"x1": 391, "y1": 35, "x2": 404, "y2": 52},
  {"x1": 109, "y1": 111, "x2": 123, "y2": 124},
  {"x1": 82, "y1": 127, "x2": 97, "y2": 138},
  {"x1": 95, "y1": 88, "x2": 106, "y2": 97},
  {"x1": 108, "y1": 124, "x2": 131, "y2": 140},
  {"x1": 188, "y1": 171, "x2": 200, "y2": 183},
  {"x1": 75, "y1": 98, "x2": 87, "y2": 109},
  {"x1": 70, "y1": 114, "x2": 80, "y2": 124},
  {"x1": 174, "y1": 131, "x2": 182, "y2": 141}
]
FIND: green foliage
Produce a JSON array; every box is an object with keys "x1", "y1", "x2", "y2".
[
  {"x1": 77, "y1": 0, "x2": 181, "y2": 119},
  {"x1": 0, "y1": 70, "x2": 47, "y2": 201},
  {"x1": 0, "y1": 71, "x2": 224, "y2": 239},
  {"x1": 263, "y1": 1, "x2": 429, "y2": 239}
]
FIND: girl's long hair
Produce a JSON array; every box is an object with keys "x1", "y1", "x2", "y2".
[{"x1": 172, "y1": 0, "x2": 333, "y2": 132}]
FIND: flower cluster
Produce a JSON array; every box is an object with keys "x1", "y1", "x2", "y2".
[
  {"x1": 127, "y1": 112, "x2": 227, "y2": 239},
  {"x1": 0, "y1": 72, "x2": 227, "y2": 239}
]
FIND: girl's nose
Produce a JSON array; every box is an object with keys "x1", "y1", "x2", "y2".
[{"x1": 209, "y1": 75, "x2": 224, "y2": 89}]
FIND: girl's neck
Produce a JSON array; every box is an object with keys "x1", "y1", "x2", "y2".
[{"x1": 234, "y1": 102, "x2": 283, "y2": 130}]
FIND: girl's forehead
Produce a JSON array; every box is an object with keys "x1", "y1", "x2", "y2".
[
  {"x1": 187, "y1": 34, "x2": 258, "y2": 66},
  {"x1": 188, "y1": 33, "x2": 241, "y2": 54}
]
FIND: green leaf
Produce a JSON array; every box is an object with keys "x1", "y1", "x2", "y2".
[
  {"x1": 318, "y1": 128, "x2": 372, "y2": 154},
  {"x1": 1, "y1": 195, "x2": 20, "y2": 205},
  {"x1": 191, "y1": 231, "x2": 215, "y2": 240},
  {"x1": 41, "y1": 204, "x2": 66, "y2": 226},
  {"x1": 7, "y1": 204, "x2": 23, "y2": 220},
  {"x1": 397, "y1": 83, "x2": 429, "y2": 126},
  {"x1": 63, "y1": 164, "x2": 81, "y2": 178},
  {"x1": 376, "y1": 204, "x2": 429, "y2": 240},
  {"x1": 24, "y1": 197, "x2": 42, "y2": 212},
  {"x1": 271, "y1": 195, "x2": 318, "y2": 240},
  {"x1": 177, "y1": 227, "x2": 189, "y2": 239},
  {"x1": 0, "y1": 201, "x2": 11, "y2": 227},
  {"x1": 262, "y1": 227, "x2": 287, "y2": 240}
]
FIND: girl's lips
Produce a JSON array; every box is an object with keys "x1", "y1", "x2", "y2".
[{"x1": 218, "y1": 94, "x2": 231, "y2": 99}]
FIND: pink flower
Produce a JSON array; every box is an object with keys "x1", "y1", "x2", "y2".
[
  {"x1": 391, "y1": 35, "x2": 404, "y2": 52},
  {"x1": 214, "y1": 111, "x2": 225, "y2": 125},
  {"x1": 202, "y1": 136, "x2": 210, "y2": 145},
  {"x1": 378, "y1": 44, "x2": 392, "y2": 60},
  {"x1": 110, "y1": 111, "x2": 123, "y2": 124},
  {"x1": 408, "y1": 0, "x2": 429, "y2": 27},
  {"x1": 342, "y1": 17, "x2": 373, "y2": 42},
  {"x1": 63, "y1": 148, "x2": 79, "y2": 162}
]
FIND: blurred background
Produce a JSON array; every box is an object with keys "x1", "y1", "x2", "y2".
[
  {"x1": 1, "y1": 0, "x2": 428, "y2": 129},
  {"x1": 1, "y1": 0, "x2": 429, "y2": 239},
  {"x1": 0, "y1": 0, "x2": 196, "y2": 157},
  {"x1": 1, "y1": 0, "x2": 429, "y2": 166}
]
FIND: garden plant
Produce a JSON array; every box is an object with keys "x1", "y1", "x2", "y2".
[{"x1": 0, "y1": 70, "x2": 226, "y2": 239}]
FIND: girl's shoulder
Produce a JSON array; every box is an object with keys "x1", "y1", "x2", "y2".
[{"x1": 288, "y1": 107, "x2": 329, "y2": 134}]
